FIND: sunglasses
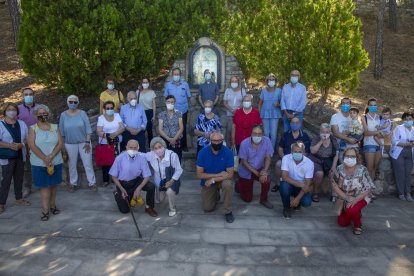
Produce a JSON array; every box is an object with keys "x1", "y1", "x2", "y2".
[
  {"x1": 68, "y1": 101, "x2": 78, "y2": 104},
  {"x1": 105, "y1": 107, "x2": 114, "y2": 110}
]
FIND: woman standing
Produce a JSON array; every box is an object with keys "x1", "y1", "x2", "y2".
[
  {"x1": 59, "y1": 95, "x2": 97, "y2": 192},
  {"x1": 331, "y1": 147, "x2": 375, "y2": 235},
  {"x1": 99, "y1": 76, "x2": 124, "y2": 114},
  {"x1": 145, "y1": 137, "x2": 183, "y2": 217},
  {"x1": 96, "y1": 101, "x2": 124, "y2": 186},
  {"x1": 158, "y1": 96, "x2": 184, "y2": 162},
  {"x1": 194, "y1": 100, "x2": 222, "y2": 153},
  {"x1": 27, "y1": 104, "x2": 64, "y2": 221},
  {"x1": 137, "y1": 77, "x2": 156, "y2": 146},
  {"x1": 258, "y1": 73, "x2": 282, "y2": 149},
  {"x1": 0, "y1": 103, "x2": 30, "y2": 214},
  {"x1": 390, "y1": 112, "x2": 414, "y2": 201}
]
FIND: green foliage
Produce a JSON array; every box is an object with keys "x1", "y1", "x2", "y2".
[{"x1": 220, "y1": 0, "x2": 369, "y2": 101}]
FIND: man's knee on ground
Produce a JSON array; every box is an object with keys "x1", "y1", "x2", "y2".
[{"x1": 301, "y1": 196, "x2": 312, "y2": 207}]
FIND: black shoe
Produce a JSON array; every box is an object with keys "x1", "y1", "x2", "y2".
[
  {"x1": 271, "y1": 186, "x2": 279, "y2": 192},
  {"x1": 293, "y1": 205, "x2": 301, "y2": 211},
  {"x1": 225, "y1": 212, "x2": 234, "y2": 223},
  {"x1": 283, "y1": 208, "x2": 291, "y2": 219}
]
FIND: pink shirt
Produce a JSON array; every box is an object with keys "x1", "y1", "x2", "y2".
[{"x1": 17, "y1": 103, "x2": 38, "y2": 128}]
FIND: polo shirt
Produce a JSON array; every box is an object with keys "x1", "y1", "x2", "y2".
[
  {"x1": 281, "y1": 154, "x2": 314, "y2": 182},
  {"x1": 196, "y1": 145, "x2": 234, "y2": 186},
  {"x1": 280, "y1": 82, "x2": 307, "y2": 112},
  {"x1": 120, "y1": 103, "x2": 147, "y2": 130},
  {"x1": 109, "y1": 152, "x2": 151, "y2": 182},
  {"x1": 238, "y1": 136, "x2": 274, "y2": 179},
  {"x1": 199, "y1": 82, "x2": 219, "y2": 102},
  {"x1": 17, "y1": 103, "x2": 37, "y2": 127},
  {"x1": 163, "y1": 80, "x2": 191, "y2": 114},
  {"x1": 279, "y1": 130, "x2": 311, "y2": 155},
  {"x1": 233, "y1": 108, "x2": 262, "y2": 146}
]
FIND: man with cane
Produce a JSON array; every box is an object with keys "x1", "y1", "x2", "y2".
[{"x1": 110, "y1": 140, "x2": 158, "y2": 217}]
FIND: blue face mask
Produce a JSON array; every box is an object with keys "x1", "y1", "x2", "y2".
[
  {"x1": 341, "y1": 104, "x2": 350, "y2": 113},
  {"x1": 368, "y1": 106, "x2": 377, "y2": 113},
  {"x1": 204, "y1": 73, "x2": 212, "y2": 81},
  {"x1": 172, "y1": 75, "x2": 180, "y2": 82},
  {"x1": 107, "y1": 83, "x2": 114, "y2": 90},
  {"x1": 68, "y1": 103, "x2": 78, "y2": 110},
  {"x1": 290, "y1": 123, "x2": 301, "y2": 131},
  {"x1": 292, "y1": 152, "x2": 303, "y2": 161},
  {"x1": 106, "y1": 109, "x2": 114, "y2": 116},
  {"x1": 24, "y1": 95, "x2": 34, "y2": 104},
  {"x1": 290, "y1": 76, "x2": 299, "y2": 84},
  {"x1": 404, "y1": 120, "x2": 413, "y2": 127}
]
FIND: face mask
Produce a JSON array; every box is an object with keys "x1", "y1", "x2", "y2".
[
  {"x1": 37, "y1": 114, "x2": 48, "y2": 122},
  {"x1": 205, "y1": 73, "x2": 212, "y2": 81},
  {"x1": 268, "y1": 80, "x2": 276, "y2": 87},
  {"x1": 204, "y1": 107, "x2": 212, "y2": 114},
  {"x1": 107, "y1": 83, "x2": 114, "y2": 90},
  {"x1": 290, "y1": 123, "x2": 301, "y2": 131},
  {"x1": 211, "y1": 142, "x2": 223, "y2": 151},
  {"x1": 130, "y1": 99, "x2": 137, "y2": 107},
  {"x1": 166, "y1": 103, "x2": 174, "y2": 110},
  {"x1": 154, "y1": 147, "x2": 165, "y2": 157},
  {"x1": 68, "y1": 103, "x2": 78, "y2": 110},
  {"x1": 368, "y1": 106, "x2": 377, "y2": 113},
  {"x1": 127, "y1": 150, "x2": 138, "y2": 158},
  {"x1": 231, "y1": 82, "x2": 238, "y2": 89},
  {"x1": 290, "y1": 76, "x2": 299, "y2": 84},
  {"x1": 24, "y1": 95, "x2": 33, "y2": 104},
  {"x1": 343, "y1": 157, "x2": 357, "y2": 167},
  {"x1": 404, "y1": 120, "x2": 413, "y2": 127},
  {"x1": 142, "y1": 83, "x2": 149, "y2": 89},
  {"x1": 252, "y1": 136, "x2": 262, "y2": 144},
  {"x1": 243, "y1": 101, "x2": 252, "y2": 109},
  {"x1": 292, "y1": 152, "x2": 303, "y2": 161},
  {"x1": 320, "y1": 133, "x2": 330, "y2": 139},
  {"x1": 6, "y1": 110, "x2": 17, "y2": 119},
  {"x1": 341, "y1": 104, "x2": 350, "y2": 113},
  {"x1": 106, "y1": 109, "x2": 114, "y2": 116},
  {"x1": 172, "y1": 75, "x2": 180, "y2": 82}
]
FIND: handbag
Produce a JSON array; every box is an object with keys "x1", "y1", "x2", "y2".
[
  {"x1": 158, "y1": 152, "x2": 181, "y2": 194},
  {"x1": 0, "y1": 121, "x2": 20, "y2": 159},
  {"x1": 232, "y1": 145, "x2": 239, "y2": 172},
  {"x1": 95, "y1": 137, "x2": 115, "y2": 166}
]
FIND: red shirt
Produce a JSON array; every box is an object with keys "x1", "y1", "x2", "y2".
[{"x1": 233, "y1": 108, "x2": 262, "y2": 146}]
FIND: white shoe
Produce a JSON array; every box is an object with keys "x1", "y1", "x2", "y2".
[
  {"x1": 399, "y1": 195, "x2": 407, "y2": 201},
  {"x1": 168, "y1": 209, "x2": 177, "y2": 217},
  {"x1": 405, "y1": 194, "x2": 413, "y2": 202}
]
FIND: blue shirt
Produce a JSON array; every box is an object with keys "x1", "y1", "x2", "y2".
[
  {"x1": 163, "y1": 80, "x2": 191, "y2": 113},
  {"x1": 259, "y1": 88, "x2": 282, "y2": 119},
  {"x1": 59, "y1": 110, "x2": 92, "y2": 144},
  {"x1": 199, "y1": 82, "x2": 219, "y2": 102},
  {"x1": 120, "y1": 104, "x2": 147, "y2": 130},
  {"x1": 278, "y1": 130, "x2": 311, "y2": 155},
  {"x1": 196, "y1": 145, "x2": 234, "y2": 186},
  {"x1": 195, "y1": 113, "x2": 222, "y2": 147},
  {"x1": 280, "y1": 82, "x2": 307, "y2": 112}
]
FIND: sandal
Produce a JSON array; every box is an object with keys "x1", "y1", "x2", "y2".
[
  {"x1": 41, "y1": 211, "x2": 49, "y2": 221},
  {"x1": 15, "y1": 198, "x2": 31, "y2": 206},
  {"x1": 312, "y1": 194, "x2": 320, "y2": 202},
  {"x1": 0, "y1": 205, "x2": 5, "y2": 214},
  {"x1": 50, "y1": 206, "x2": 60, "y2": 215},
  {"x1": 353, "y1": 227, "x2": 362, "y2": 235}
]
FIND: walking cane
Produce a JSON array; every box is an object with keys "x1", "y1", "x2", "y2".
[{"x1": 125, "y1": 196, "x2": 143, "y2": 239}]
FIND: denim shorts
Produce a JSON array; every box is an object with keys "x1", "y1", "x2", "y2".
[{"x1": 363, "y1": 145, "x2": 381, "y2": 153}]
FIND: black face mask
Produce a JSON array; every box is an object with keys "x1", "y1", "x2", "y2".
[
  {"x1": 38, "y1": 114, "x2": 48, "y2": 122},
  {"x1": 211, "y1": 142, "x2": 223, "y2": 151}
]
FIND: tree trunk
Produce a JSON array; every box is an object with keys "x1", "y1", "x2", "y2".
[
  {"x1": 374, "y1": 0, "x2": 386, "y2": 80},
  {"x1": 6, "y1": 0, "x2": 20, "y2": 46},
  {"x1": 388, "y1": 0, "x2": 398, "y2": 32},
  {"x1": 320, "y1": 87, "x2": 329, "y2": 103}
]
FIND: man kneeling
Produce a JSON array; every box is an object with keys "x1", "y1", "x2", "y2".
[
  {"x1": 110, "y1": 140, "x2": 158, "y2": 217},
  {"x1": 280, "y1": 141, "x2": 313, "y2": 219}
]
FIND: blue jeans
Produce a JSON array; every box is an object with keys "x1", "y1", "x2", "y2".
[
  {"x1": 262, "y1": 118, "x2": 279, "y2": 149},
  {"x1": 282, "y1": 110, "x2": 303, "y2": 132},
  {"x1": 279, "y1": 181, "x2": 312, "y2": 209}
]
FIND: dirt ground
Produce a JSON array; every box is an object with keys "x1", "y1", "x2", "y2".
[{"x1": 0, "y1": 4, "x2": 413, "y2": 122}]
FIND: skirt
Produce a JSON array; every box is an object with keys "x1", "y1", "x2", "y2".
[{"x1": 32, "y1": 164, "x2": 63, "y2": 188}]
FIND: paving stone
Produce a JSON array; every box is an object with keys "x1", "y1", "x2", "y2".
[
  {"x1": 180, "y1": 214, "x2": 225, "y2": 228},
  {"x1": 152, "y1": 226, "x2": 201, "y2": 243},
  {"x1": 201, "y1": 228, "x2": 250, "y2": 245},
  {"x1": 170, "y1": 243, "x2": 225, "y2": 264},
  {"x1": 133, "y1": 261, "x2": 195, "y2": 276},
  {"x1": 249, "y1": 230, "x2": 299, "y2": 246},
  {"x1": 224, "y1": 216, "x2": 271, "y2": 230},
  {"x1": 197, "y1": 264, "x2": 255, "y2": 276}
]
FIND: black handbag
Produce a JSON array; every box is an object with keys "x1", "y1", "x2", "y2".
[
  {"x1": 158, "y1": 152, "x2": 181, "y2": 193},
  {"x1": 0, "y1": 121, "x2": 20, "y2": 159}
]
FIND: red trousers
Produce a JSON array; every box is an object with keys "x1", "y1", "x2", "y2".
[
  {"x1": 236, "y1": 173, "x2": 270, "y2": 203},
  {"x1": 338, "y1": 199, "x2": 367, "y2": 228}
]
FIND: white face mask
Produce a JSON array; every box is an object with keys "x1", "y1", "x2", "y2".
[
  {"x1": 166, "y1": 103, "x2": 174, "y2": 110},
  {"x1": 320, "y1": 133, "x2": 330, "y2": 139},
  {"x1": 204, "y1": 107, "x2": 212, "y2": 114},
  {"x1": 142, "y1": 83, "x2": 149, "y2": 89},
  {"x1": 130, "y1": 99, "x2": 137, "y2": 107},
  {"x1": 243, "y1": 101, "x2": 252, "y2": 109},
  {"x1": 252, "y1": 136, "x2": 262, "y2": 144},
  {"x1": 343, "y1": 157, "x2": 357, "y2": 167},
  {"x1": 127, "y1": 150, "x2": 138, "y2": 158},
  {"x1": 268, "y1": 80, "x2": 276, "y2": 87},
  {"x1": 231, "y1": 82, "x2": 238, "y2": 89}
]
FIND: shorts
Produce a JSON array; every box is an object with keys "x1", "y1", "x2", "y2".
[{"x1": 363, "y1": 145, "x2": 381, "y2": 153}]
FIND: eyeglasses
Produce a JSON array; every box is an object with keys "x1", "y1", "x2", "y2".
[
  {"x1": 211, "y1": 139, "x2": 223, "y2": 143},
  {"x1": 105, "y1": 107, "x2": 114, "y2": 110},
  {"x1": 68, "y1": 101, "x2": 78, "y2": 104},
  {"x1": 344, "y1": 155, "x2": 356, "y2": 158}
]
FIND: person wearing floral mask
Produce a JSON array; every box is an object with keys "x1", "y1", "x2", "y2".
[
  {"x1": 27, "y1": 104, "x2": 64, "y2": 221},
  {"x1": 194, "y1": 100, "x2": 222, "y2": 154},
  {"x1": 232, "y1": 94, "x2": 262, "y2": 153},
  {"x1": 136, "y1": 77, "x2": 156, "y2": 146},
  {"x1": 158, "y1": 95, "x2": 184, "y2": 162},
  {"x1": 120, "y1": 91, "x2": 147, "y2": 152},
  {"x1": 331, "y1": 147, "x2": 375, "y2": 235},
  {"x1": 196, "y1": 131, "x2": 235, "y2": 223},
  {"x1": 59, "y1": 95, "x2": 96, "y2": 193},
  {"x1": 96, "y1": 101, "x2": 125, "y2": 186},
  {"x1": 280, "y1": 69, "x2": 307, "y2": 132},
  {"x1": 145, "y1": 137, "x2": 183, "y2": 217},
  {"x1": 309, "y1": 123, "x2": 339, "y2": 202},
  {"x1": 390, "y1": 112, "x2": 414, "y2": 201},
  {"x1": 99, "y1": 76, "x2": 124, "y2": 114},
  {"x1": 198, "y1": 69, "x2": 219, "y2": 110},
  {"x1": 110, "y1": 139, "x2": 157, "y2": 217},
  {"x1": 0, "y1": 103, "x2": 30, "y2": 214},
  {"x1": 235, "y1": 125, "x2": 274, "y2": 209},
  {"x1": 279, "y1": 141, "x2": 314, "y2": 219}
]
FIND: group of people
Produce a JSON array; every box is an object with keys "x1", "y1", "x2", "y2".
[{"x1": 0, "y1": 68, "x2": 413, "y2": 236}]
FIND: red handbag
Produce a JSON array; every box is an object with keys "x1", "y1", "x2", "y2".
[{"x1": 95, "y1": 144, "x2": 115, "y2": 166}]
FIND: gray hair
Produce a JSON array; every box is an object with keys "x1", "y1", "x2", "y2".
[
  {"x1": 150, "y1": 137, "x2": 167, "y2": 150},
  {"x1": 320, "y1": 123, "x2": 330, "y2": 130},
  {"x1": 33, "y1": 104, "x2": 50, "y2": 116},
  {"x1": 67, "y1": 95, "x2": 79, "y2": 102},
  {"x1": 203, "y1": 100, "x2": 213, "y2": 106},
  {"x1": 243, "y1": 94, "x2": 253, "y2": 101},
  {"x1": 209, "y1": 130, "x2": 224, "y2": 140},
  {"x1": 127, "y1": 91, "x2": 137, "y2": 101},
  {"x1": 291, "y1": 141, "x2": 305, "y2": 151}
]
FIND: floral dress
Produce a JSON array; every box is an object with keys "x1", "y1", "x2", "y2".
[{"x1": 336, "y1": 164, "x2": 376, "y2": 197}]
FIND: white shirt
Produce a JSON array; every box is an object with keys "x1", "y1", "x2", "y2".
[
  {"x1": 0, "y1": 120, "x2": 28, "y2": 165},
  {"x1": 363, "y1": 113, "x2": 381, "y2": 146},
  {"x1": 390, "y1": 124, "x2": 414, "y2": 160},
  {"x1": 330, "y1": 111, "x2": 351, "y2": 144},
  {"x1": 97, "y1": 113, "x2": 123, "y2": 144},
  {"x1": 145, "y1": 149, "x2": 183, "y2": 186},
  {"x1": 281, "y1": 154, "x2": 314, "y2": 183}
]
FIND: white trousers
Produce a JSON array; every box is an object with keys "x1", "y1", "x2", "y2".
[{"x1": 65, "y1": 143, "x2": 96, "y2": 186}]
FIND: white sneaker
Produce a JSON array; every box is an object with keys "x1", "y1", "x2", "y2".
[
  {"x1": 405, "y1": 194, "x2": 413, "y2": 202},
  {"x1": 168, "y1": 209, "x2": 177, "y2": 217},
  {"x1": 399, "y1": 195, "x2": 407, "y2": 201}
]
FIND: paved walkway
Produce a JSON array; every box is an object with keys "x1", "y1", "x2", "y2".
[{"x1": 0, "y1": 172, "x2": 413, "y2": 276}]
